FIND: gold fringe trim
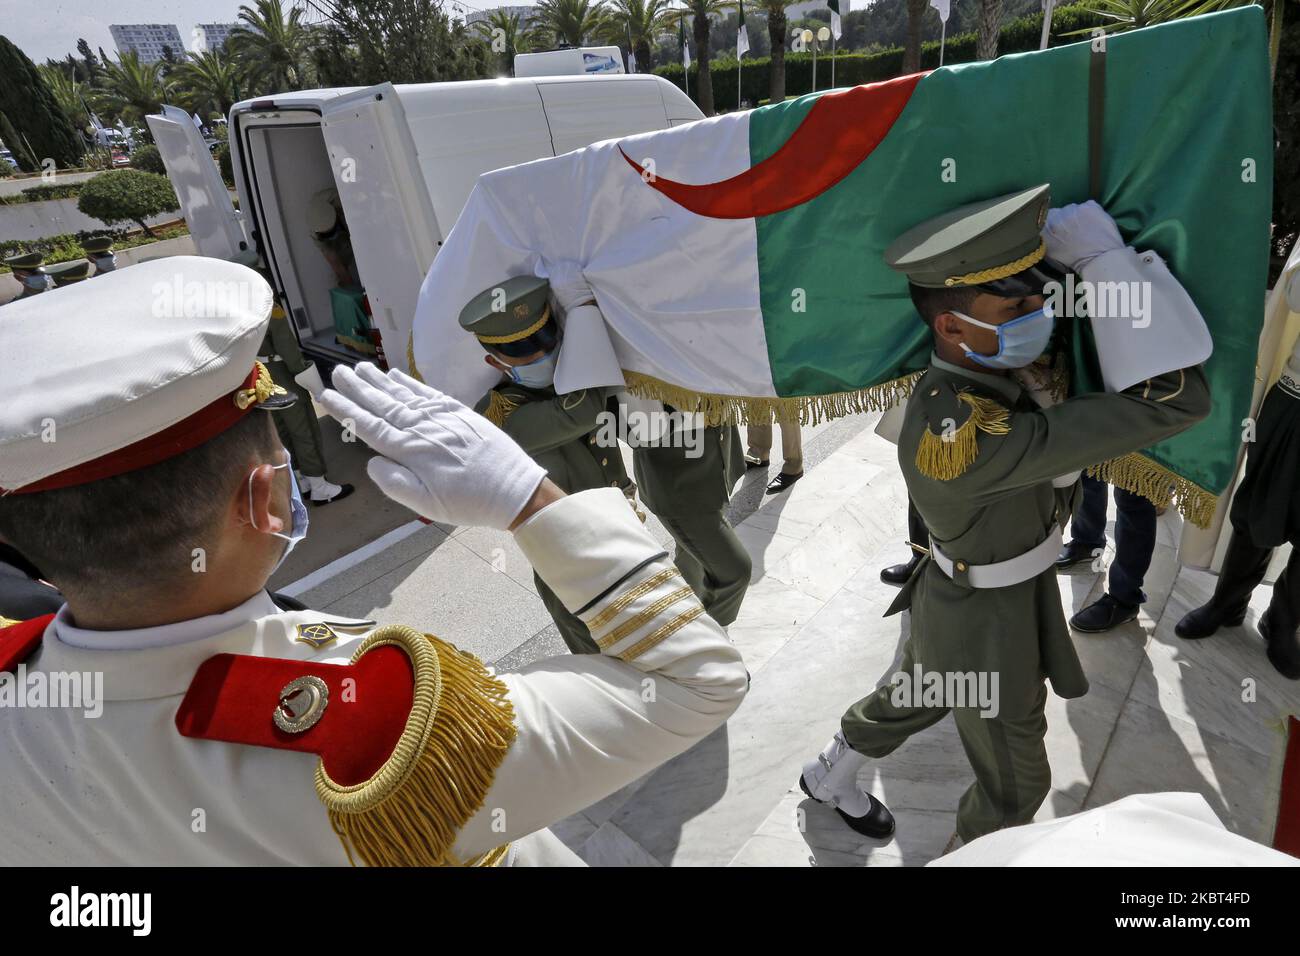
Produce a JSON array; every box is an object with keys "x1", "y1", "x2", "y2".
[
  {"x1": 620, "y1": 369, "x2": 923, "y2": 427},
  {"x1": 405, "y1": 331, "x2": 425, "y2": 383},
  {"x1": 482, "y1": 389, "x2": 521, "y2": 428},
  {"x1": 316, "y1": 624, "x2": 517, "y2": 867},
  {"x1": 914, "y1": 390, "x2": 1011, "y2": 481},
  {"x1": 1086, "y1": 452, "x2": 1217, "y2": 530},
  {"x1": 945, "y1": 240, "x2": 1047, "y2": 287}
]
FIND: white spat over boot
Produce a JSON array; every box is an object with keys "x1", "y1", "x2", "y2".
[{"x1": 798, "y1": 732, "x2": 896, "y2": 839}]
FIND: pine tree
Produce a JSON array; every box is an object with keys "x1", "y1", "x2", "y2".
[{"x1": 0, "y1": 36, "x2": 83, "y2": 172}]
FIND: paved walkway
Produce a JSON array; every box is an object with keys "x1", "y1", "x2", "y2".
[{"x1": 289, "y1": 410, "x2": 1300, "y2": 866}]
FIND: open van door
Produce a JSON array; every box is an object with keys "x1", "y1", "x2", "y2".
[
  {"x1": 319, "y1": 84, "x2": 442, "y2": 374},
  {"x1": 146, "y1": 105, "x2": 246, "y2": 259}
]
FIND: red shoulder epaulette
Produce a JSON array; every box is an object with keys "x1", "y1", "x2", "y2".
[
  {"x1": 175, "y1": 646, "x2": 415, "y2": 788},
  {"x1": 0, "y1": 614, "x2": 56, "y2": 673}
]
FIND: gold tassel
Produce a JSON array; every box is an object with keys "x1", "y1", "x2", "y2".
[
  {"x1": 481, "y1": 389, "x2": 521, "y2": 427},
  {"x1": 405, "y1": 331, "x2": 426, "y2": 384},
  {"x1": 1086, "y1": 453, "x2": 1217, "y2": 530},
  {"x1": 316, "y1": 625, "x2": 517, "y2": 867},
  {"x1": 914, "y1": 390, "x2": 1011, "y2": 481},
  {"x1": 620, "y1": 369, "x2": 923, "y2": 427}
]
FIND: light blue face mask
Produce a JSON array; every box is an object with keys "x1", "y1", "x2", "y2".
[
  {"x1": 248, "y1": 453, "x2": 309, "y2": 572},
  {"x1": 509, "y1": 348, "x2": 559, "y2": 389},
  {"x1": 22, "y1": 273, "x2": 51, "y2": 291},
  {"x1": 954, "y1": 300, "x2": 1055, "y2": 370}
]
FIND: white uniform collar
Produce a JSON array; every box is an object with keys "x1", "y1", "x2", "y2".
[{"x1": 53, "y1": 590, "x2": 281, "y2": 650}]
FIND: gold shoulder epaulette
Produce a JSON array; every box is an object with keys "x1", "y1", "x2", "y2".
[
  {"x1": 915, "y1": 388, "x2": 1011, "y2": 481},
  {"x1": 482, "y1": 388, "x2": 522, "y2": 427}
]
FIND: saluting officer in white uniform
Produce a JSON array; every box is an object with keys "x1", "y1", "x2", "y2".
[{"x1": 0, "y1": 257, "x2": 748, "y2": 866}]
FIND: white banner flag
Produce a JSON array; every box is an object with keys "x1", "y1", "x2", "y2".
[{"x1": 930, "y1": 0, "x2": 950, "y2": 22}]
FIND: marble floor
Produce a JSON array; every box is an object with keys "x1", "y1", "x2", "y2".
[{"x1": 545, "y1": 416, "x2": 1300, "y2": 866}]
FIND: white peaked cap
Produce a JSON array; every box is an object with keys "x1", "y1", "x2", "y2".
[{"x1": 0, "y1": 256, "x2": 292, "y2": 493}]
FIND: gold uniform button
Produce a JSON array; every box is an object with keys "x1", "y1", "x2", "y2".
[
  {"x1": 601, "y1": 457, "x2": 609, "y2": 466},
  {"x1": 610, "y1": 480, "x2": 620, "y2": 487},
  {"x1": 589, "y1": 437, "x2": 596, "y2": 444},
  {"x1": 956, "y1": 561, "x2": 967, "y2": 572},
  {"x1": 929, "y1": 387, "x2": 940, "y2": 397}
]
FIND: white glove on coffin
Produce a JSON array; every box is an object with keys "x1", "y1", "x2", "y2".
[{"x1": 320, "y1": 363, "x2": 546, "y2": 530}]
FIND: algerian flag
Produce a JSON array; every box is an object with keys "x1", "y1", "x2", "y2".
[
  {"x1": 412, "y1": 10, "x2": 1272, "y2": 526},
  {"x1": 680, "y1": 16, "x2": 691, "y2": 69},
  {"x1": 738, "y1": 3, "x2": 751, "y2": 57},
  {"x1": 828, "y1": 0, "x2": 842, "y2": 39}
]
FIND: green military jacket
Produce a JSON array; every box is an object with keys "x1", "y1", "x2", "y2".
[
  {"x1": 633, "y1": 420, "x2": 745, "y2": 517},
  {"x1": 893, "y1": 353, "x2": 1211, "y2": 711},
  {"x1": 473, "y1": 382, "x2": 628, "y2": 495}
]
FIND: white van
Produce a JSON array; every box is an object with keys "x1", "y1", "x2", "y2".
[
  {"x1": 148, "y1": 74, "x2": 701, "y2": 373},
  {"x1": 514, "y1": 46, "x2": 625, "y2": 77}
]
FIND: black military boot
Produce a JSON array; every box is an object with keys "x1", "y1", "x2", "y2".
[
  {"x1": 1175, "y1": 600, "x2": 1248, "y2": 639},
  {"x1": 880, "y1": 551, "x2": 923, "y2": 585},
  {"x1": 1260, "y1": 613, "x2": 1300, "y2": 680},
  {"x1": 1055, "y1": 539, "x2": 1102, "y2": 571}
]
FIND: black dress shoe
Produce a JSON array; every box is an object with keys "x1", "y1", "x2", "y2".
[
  {"x1": 765, "y1": 471, "x2": 803, "y2": 495},
  {"x1": 1175, "y1": 602, "x2": 1247, "y2": 640},
  {"x1": 309, "y1": 482, "x2": 356, "y2": 507},
  {"x1": 1260, "y1": 615, "x2": 1300, "y2": 680},
  {"x1": 798, "y1": 772, "x2": 896, "y2": 839},
  {"x1": 744, "y1": 454, "x2": 769, "y2": 469},
  {"x1": 1070, "y1": 593, "x2": 1139, "y2": 633},
  {"x1": 1055, "y1": 540, "x2": 1102, "y2": 571},
  {"x1": 881, "y1": 552, "x2": 922, "y2": 586}
]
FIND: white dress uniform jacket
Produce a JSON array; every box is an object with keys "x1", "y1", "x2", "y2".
[{"x1": 0, "y1": 488, "x2": 748, "y2": 865}]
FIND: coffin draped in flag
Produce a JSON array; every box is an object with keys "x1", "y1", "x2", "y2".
[{"x1": 412, "y1": 9, "x2": 1273, "y2": 527}]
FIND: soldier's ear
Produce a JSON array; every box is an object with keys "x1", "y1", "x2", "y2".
[{"x1": 932, "y1": 311, "x2": 965, "y2": 345}]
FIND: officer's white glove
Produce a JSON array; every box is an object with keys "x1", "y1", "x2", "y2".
[
  {"x1": 1043, "y1": 200, "x2": 1125, "y2": 271},
  {"x1": 320, "y1": 363, "x2": 546, "y2": 530},
  {"x1": 546, "y1": 259, "x2": 597, "y2": 313}
]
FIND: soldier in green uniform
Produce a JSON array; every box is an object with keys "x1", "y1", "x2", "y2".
[
  {"x1": 233, "y1": 250, "x2": 354, "y2": 505},
  {"x1": 39, "y1": 259, "x2": 91, "y2": 288},
  {"x1": 462, "y1": 276, "x2": 633, "y2": 654},
  {"x1": 633, "y1": 418, "x2": 750, "y2": 627},
  {"x1": 4, "y1": 251, "x2": 48, "y2": 299},
  {"x1": 83, "y1": 236, "x2": 117, "y2": 274},
  {"x1": 800, "y1": 185, "x2": 1213, "y2": 846}
]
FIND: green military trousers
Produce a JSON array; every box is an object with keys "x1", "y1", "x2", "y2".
[
  {"x1": 655, "y1": 512, "x2": 750, "y2": 627},
  {"x1": 268, "y1": 359, "x2": 328, "y2": 478},
  {"x1": 839, "y1": 638, "x2": 1051, "y2": 844},
  {"x1": 535, "y1": 573, "x2": 600, "y2": 655}
]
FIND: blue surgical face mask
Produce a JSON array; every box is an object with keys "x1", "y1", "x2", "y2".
[
  {"x1": 954, "y1": 301, "x2": 1055, "y2": 370},
  {"x1": 509, "y1": 349, "x2": 559, "y2": 389},
  {"x1": 248, "y1": 453, "x2": 309, "y2": 572},
  {"x1": 22, "y1": 273, "x2": 51, "y2": 291}
]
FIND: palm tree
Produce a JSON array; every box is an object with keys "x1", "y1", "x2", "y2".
[
  {"x1": 534, "y1": 0, "x2": 610, "y2": 47},
  {"x1": 976, "y1": 0, "x2": 1005, "y2": 59},
  {"x1": 229, "y1": 0, "x2": 312, "y2": 92},
  {"x1": 753, "y1": 0, "x2": 788, "y2": 101},
  {"x1": 902, "y1": 0, "x2": 927, "y2": 72},
  {"x1": 173, "y1": 49, "x2": 246, "y2": 121},
  {"x1": 602, "y1": 0, "x2": 673, "y2": 72},
  {"x1": 38, "y1": 64, "x2": 86, "y2": 128},
  {"x1": 669, "y1": 0, "x2": 729, "y2": 116},
  {"x1": 475, "y1": 10, "x2": 531, "y2": 75},
  {"x1": 99, "y1": 53, "x2": 172, "y2": 128}
]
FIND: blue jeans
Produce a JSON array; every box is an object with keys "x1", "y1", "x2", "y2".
[{"x1": 1068, "y1": 474, "x2": 1157, "y2": 608}]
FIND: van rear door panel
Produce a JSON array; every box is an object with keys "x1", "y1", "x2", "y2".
[
  {"x1": 319, "y1": 84, "x2": 441, "y2": 373},
  {"x1": 146, "y1": 105, "x2": 246, "y2": 258}
]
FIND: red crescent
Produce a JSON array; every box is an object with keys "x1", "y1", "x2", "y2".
[{"x1": 621, "y1": 71, "x2": 927, "y2": 219}]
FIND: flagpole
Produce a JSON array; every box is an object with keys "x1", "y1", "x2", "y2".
[
  {"x1": 1040, "y1": 0, "x2": 1056, "y2": 50},
  {"x1": 831, "y1": 35, "x2": 835, "y2": 89},
  {"x1": 939, "y1": 19, "x2": 946, "y2": 66}
]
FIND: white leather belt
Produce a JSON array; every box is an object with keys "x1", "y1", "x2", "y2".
[{"x1": 931, "y1": 526, "x2": 1063, "y2": 589}]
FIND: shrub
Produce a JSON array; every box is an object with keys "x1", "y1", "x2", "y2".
[
  {"x1": 76, "y1": 169, "x2": 179, "y2": 237},
  {"x1": 130, "y1": 144, "x2": 166, "y2": 175},
  {"x1": 215, "y1": 142, "x2": 233, "y2": 186}
]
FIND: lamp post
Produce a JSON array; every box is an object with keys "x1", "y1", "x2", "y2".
[{"x1": 803, "y1": 26, "x2": 831, "y2": 93}]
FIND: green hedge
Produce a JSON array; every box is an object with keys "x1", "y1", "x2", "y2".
[
  {"x1": 654, "y1": 5, "x2": 1109, "y2": 112},
  {"x1": 0, "y1": 181, "x2": 86, "y2": 205}
]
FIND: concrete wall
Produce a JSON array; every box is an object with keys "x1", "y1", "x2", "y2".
[{"x1": 0, "y1": 196, "x2": 177, "y2": 242}]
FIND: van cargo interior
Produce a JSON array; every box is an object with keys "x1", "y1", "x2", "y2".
[{"x1": 243, "y1": 121, "x2": 370, "y2": 367}]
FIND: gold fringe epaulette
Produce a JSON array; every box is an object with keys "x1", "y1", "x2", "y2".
[
  {"x1": 1087, "y1": 453, "x2": 1217, "y2": 530},
  {"x1": 317, "y1": 625, "x2": 517, "y2": 867},
  {"x1": 914, "y1": 390, "x2": 1011, "y2": 481},
  {"x1": 621, "y1": 369, "x2": 923, "y2": 426},
  {"x1": 482, "y1": 389, "x2": 522, "y2": 427},
  {"x1": 405, "y1": 331, "x2": 426, "y2": 384}
]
